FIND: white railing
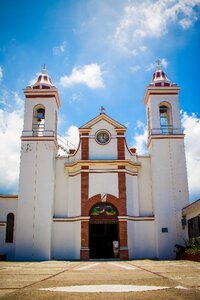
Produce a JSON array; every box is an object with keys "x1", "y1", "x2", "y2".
[
  {"x1": 151, "y1": 126, "x2": 183, "y2": 135},
  {"x1": 22, "y1": 130, "x2": 55, "y2": 137},
  {"x1": 57, "y1": 136, "x2": 76, "y2": 153}
]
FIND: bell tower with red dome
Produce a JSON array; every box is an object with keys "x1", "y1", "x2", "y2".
[
  {"x1": 143, "y1": 61, "x2": 189, "y2": 259},
  {"x1": 15, "y1": 66, "x2": 61, "y2": 260}
]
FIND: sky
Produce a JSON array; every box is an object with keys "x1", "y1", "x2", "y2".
[{"x1": 0, "y1": 0, "x2": 200, "y2": 202}]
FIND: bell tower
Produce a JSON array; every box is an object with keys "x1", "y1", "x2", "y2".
[
  {"x1": 15, "y1": 66, "x2": 61, "y2": 260},
  {"x1": 144, "y1": 62, "x2": 189, "y2": 259}
]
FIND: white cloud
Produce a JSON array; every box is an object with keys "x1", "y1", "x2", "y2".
[
  {"x1": 182, "y1": 112, "x2": 200, "y2": 201},
  {"x1": 130, "y1": 65, "x2": 141, "y2": 72},
  {"x1": 13, "y1": 92, "x2": 24, "y2": 110},
  {"x1": 114, "y1": 0, "x2": 200, "y2": 51},
  {"x1": 65, "y1": 125, "x2": 79, "y2": 148},
  {"x1": 160, "y1": 58, "x2": 168, "y2": 68},
  {"x1": 131, "y1": 120, "x2": 148, "y2": 155},
  {"x1": 0, "y1": 66, "x2": 3, "y2": 81},
  {"x1": 29, "y1": 73, "x2": 39, "y2": 86},
  {"x1": 0, "y1": 94, "x2": 23, "y2": 194},
  {"x1": 131, "y1": 46, "x2": 147, "y2": 56},
  {"x1": 60, "y1": 64, "x2": 105, "y2": 89},
  {"x1": 69, "y1": 92, "x2": 82, "y2": 104},
  {"x1": 139, "y1": 45, "x2": 147, "y2": 52},
  {"x1": 58, "y1": 125, "x2": 79, "y2": 155},
  {"x1": 131, "y1": 49, "x2": 137, "y2": 56},
  {"x1": 53, "y1": 41, "x2": 66, "y2": 56}
]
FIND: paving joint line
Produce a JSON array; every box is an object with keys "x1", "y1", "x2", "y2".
[
  {"x1": 126, "y1": 262, "x2": 193, "y2": 289},
  {"x1": 125, "y1": 262, "x2": 168, "y2": 279},
  {"x1": 0, "y1": 288, "x2": 21, "y2": 290},
  {"x1": 12, "y1": 262, "x2": 84, "y2": 291}
]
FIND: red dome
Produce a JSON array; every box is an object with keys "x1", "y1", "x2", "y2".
[
  {"x1": 29, "y1": 65, "x2": 55, "y2": 89},
  {"x1": 149, "y1": 63, "x2": 176, "y2": 87}
]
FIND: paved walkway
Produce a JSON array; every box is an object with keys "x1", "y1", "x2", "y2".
[{"x1": 0, "y1": 260, "x2": 200, "y2": 299}]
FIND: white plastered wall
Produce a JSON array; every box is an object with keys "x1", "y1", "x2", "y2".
[
  {"x1": 54, "y1": 158, "x2": 69, "y2": 217},
  {"x1": 54, "y1": 160, "x2": 81, "y2": 216},
  {"x1": 15, "y1": 141, "x2": 56, "y2": 260},
  {"x1": 67, "y1": 175, "x2": 81, "y2": 217},
  {"x1": 126, "y1": 174, "x2": 139, "y2": 216},
  {"x1": 89, "y1": 172, "x2": 118, "y2": 199},
  {"x1": 15, "y1": 142, "x2": 38, "y2": 259},
  {"x1": 52, "y1": 221, "x2": 81, "y2": 259},
  {"x1": 137, "y1": 156, "x2": 154, "y2": 216},
  {"x1": 149, "y1": 138, "x2": 189, "y2": 259},
  {"x1": 128, "y1": 221, "x2": 156, "y2": 259}
]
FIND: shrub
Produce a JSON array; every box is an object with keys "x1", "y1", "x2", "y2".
[{"x1": 185, "y1": 238, "x2": 200, "y2": 255}]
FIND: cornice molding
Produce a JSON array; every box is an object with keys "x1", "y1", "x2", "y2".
[
  {"x1": 144, "y1": 86, "x2": 180, "y2": 105},
  {"x1": 64, "y1": 159, "x2": 141, "y2": 173}
]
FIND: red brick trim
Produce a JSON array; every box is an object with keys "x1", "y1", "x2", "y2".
[
  {"x1": 118, "y1": 167, "x2": 127, "y2": 216},
  {"x1": 80, "y1": 162, "x2": 129, "y2": 259},
  {"x1": 117, "y1": 137, "x2": 125, "y2": 160},
  {"x1": 118, "y1": 165, "x2": 125, "y2": 170},
  {"x1": 81, "y1": 137, "x2": 89, "y2": 160},
  {"x1": 119, "y1": 220, "x2": 128, "y2": 259},
  {"x1": 81, "y1": 165, "x2": 89, "y2": 259},
  {"x1": 26, "y1": 95, "x2": 54, "y2": 98},
  {"x1": 82, "y1": 193, "x2": 129, "y2": 260},
  {"x1": 81, "y1": 166, "x2": 89, "y2": 210},
  {"x1": 118, "y1": 165, "x2": 128, "y2": 258},
  {"x1": 69, "y1": 149, "x2": 76, "y2": 154},
  {"x1": 149, "y1": 92, "x2": 178, "y2": 95},
  {"x1": 83, "y1": 194, "x2": 121, "y2": 216},
  {"x1": 80, "y1": 221, "x2": 90, "y2": 260}
]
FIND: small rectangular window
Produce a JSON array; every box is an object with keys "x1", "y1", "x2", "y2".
[{"x1": 161, "y1": 227, "x2": 168, "y2": 233}]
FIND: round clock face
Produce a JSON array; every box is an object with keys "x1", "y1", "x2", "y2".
[{"x1": 96, "y1": 130, "x2": 110, "y2": 145}]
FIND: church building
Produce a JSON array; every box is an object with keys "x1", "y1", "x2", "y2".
[{"x1": 0, "y1": 64, "x2": 189, "y2": 260}]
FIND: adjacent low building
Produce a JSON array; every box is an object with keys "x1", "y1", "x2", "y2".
[{"x1": 182, "y1": 199, "x2": 200, "y2": 240}]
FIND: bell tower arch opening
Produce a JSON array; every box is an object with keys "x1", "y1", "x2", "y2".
[
  {"x1": 159, "y1": 102, "x2": 172, "y2": 134},
  {"x1": 89, "y1": 202, "x2": 119, "y2": 259},
  {"x1": 33, "y1": 104, "x2": 45, "y2": 136}
]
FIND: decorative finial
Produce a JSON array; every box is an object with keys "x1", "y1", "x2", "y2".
[
  {"x1": 155, "y1": 58, "x2": 162, "y2": 70},
  {"x1": 101, "y1": 192, "x2": 107, "y2": 202},
  {"x1": 42, "y1": 64, "x2": 47, "y2": 74},
  {"x1": 100, "y1": 106, "x2": 105, "y2": 114}
]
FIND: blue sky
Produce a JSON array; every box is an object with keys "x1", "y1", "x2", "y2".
[{"x1": 0, "y1": 0, "x2": 200, "y2": 201}]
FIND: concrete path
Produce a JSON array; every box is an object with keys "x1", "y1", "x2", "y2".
[{"x1": 0, "y1": 260, "x2": 200, "y2": 299}]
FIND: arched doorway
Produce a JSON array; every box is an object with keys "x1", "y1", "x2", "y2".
[{"x1": 89, "y1": 203, "x2": 119, "y2": 259}]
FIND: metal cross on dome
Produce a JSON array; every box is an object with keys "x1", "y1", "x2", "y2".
[
  {"x1": 156, "y1": 58, "x2": 162, "y2": 66},
  {"x1": 100, "y1": 106, "x2": 106, "y2": 114},
  {"x1": 42, "y1": 64, "x2": 47, "y2": 74},
  {"x1": 155, "y1": 58, "x2": 163, "y2": 70}
]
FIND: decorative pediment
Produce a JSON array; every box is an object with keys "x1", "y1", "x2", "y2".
[{"x1": 79, "y1": 113, "x2": 127, "y2": 133}]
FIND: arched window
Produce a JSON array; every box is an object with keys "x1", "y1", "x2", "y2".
[
  {"x1": 5, "y1": 213, "x2": 14, "y2": 243},
  {"x1": 159, "y1": 103, "x2": 172, "y2": 134},
  {"x1": 33, "y1": 105, "x2": 45, "y2": 136},
  {"x1": 90, "y1": 203, "x2": 118, "y2": 217}
]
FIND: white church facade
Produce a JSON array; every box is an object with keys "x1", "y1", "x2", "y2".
[{"x1": 0, "y1": 64, "x2": 189, "y2": 260}]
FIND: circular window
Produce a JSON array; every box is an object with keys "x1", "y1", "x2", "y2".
[{"x1": 96, "y1": 130, "x2": 110, "y2": 145}]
